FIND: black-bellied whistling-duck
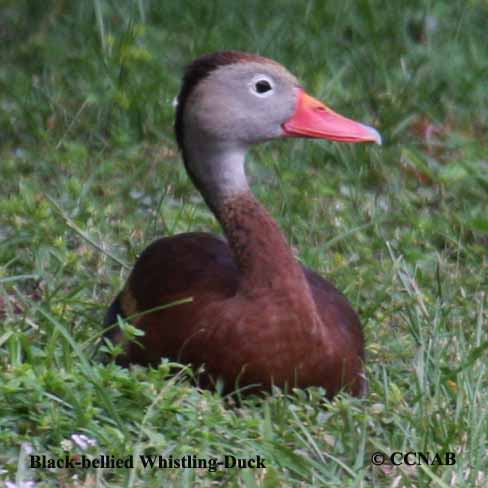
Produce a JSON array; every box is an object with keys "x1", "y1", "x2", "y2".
[{"x1": 105, "y1": 51, "x2": 381, "y2": 398}]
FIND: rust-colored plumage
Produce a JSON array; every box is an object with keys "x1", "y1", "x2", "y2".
[{"x1": 104, "y1": 51, "x2": 379, "y2": 397}]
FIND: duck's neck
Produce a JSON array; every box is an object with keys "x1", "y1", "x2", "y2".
[
  {"x1": 216, "y1": 191, "x2": 308, "y2": 292},
  {"x1": 183, "y1": 140, "x2": 313, "y2": 294}
]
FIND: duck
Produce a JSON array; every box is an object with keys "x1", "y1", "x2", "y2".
[{"x1": 104, "y1": 51, "x2": 381, "y2": 398}]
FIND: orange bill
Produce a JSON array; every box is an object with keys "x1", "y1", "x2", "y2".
[{"x1": 283, "y1": 89, "x2": 381, "y2": 144}]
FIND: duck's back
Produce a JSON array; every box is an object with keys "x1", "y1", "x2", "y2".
[{"x1": 105, "y1": 233, "x2": 237, "y2": 363}]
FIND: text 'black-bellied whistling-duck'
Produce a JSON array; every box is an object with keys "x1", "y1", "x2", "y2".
[{"x1": 104, "y1": 51, "x2": 381, "y2": 398}]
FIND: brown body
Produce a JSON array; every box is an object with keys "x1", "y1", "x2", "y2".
[
  {"x1": 105, "y1": 51, "x2": 380, "y2": 398},
  {"x1": 108, "y1": 194, "x2": 365, "y2": 397}
]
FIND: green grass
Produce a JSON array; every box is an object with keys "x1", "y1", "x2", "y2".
[{"x1": 1, "y1": 0, "x2": 487, "y2": 486}]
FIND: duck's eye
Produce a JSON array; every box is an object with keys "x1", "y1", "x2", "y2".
[
  {"x1": 250, "y1": 75, "x2": 274, "y2": 97},
  {"x1": 255, "y1": 80, "x2": 272, "y2": 93}
]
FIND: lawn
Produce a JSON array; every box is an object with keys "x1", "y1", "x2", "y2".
[{"x1": 1, "y1": 1, "x2": 487, "y2": 486}]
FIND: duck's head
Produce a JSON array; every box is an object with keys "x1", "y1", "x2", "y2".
[
  {"x1": 174, "y1": 51, "x2": 381, "y2": 203},
  {"x1": 175, "y1": 51, "x2": 381, "y2": 149}
]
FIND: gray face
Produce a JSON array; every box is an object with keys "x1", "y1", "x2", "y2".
[{"x1": 183, "y1": 61, "x2": 300, "y2": 146}]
